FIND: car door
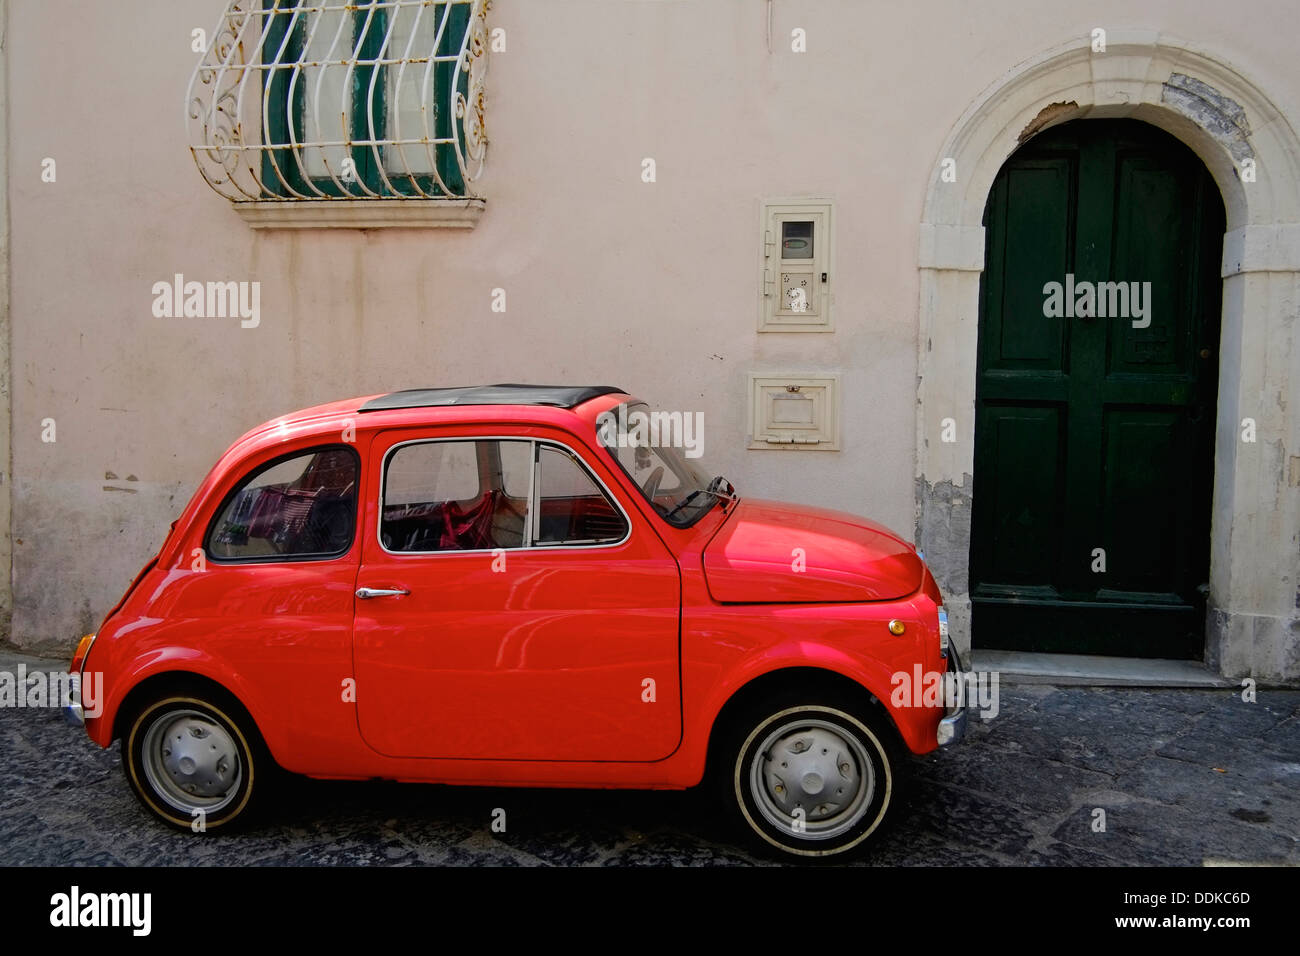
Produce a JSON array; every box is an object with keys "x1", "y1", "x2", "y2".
[{"x1": 352, "y1": 427, "x2": 683, "y2": 761}]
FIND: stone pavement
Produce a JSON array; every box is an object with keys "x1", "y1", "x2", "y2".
[{"x1": 2, "y1": 652, "x2": 1296, "y2": 866}]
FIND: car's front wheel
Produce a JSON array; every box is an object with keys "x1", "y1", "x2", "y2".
[
  {"x1": 725, "y1": 697, "x2": 901, "y2": 859},
  {"x1": 123, "y1": 694, "x2": 262, "y2": 832}
]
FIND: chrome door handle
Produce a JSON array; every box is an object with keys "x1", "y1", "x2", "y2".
[{"x1": 355, "y1": 587, "x2": 410, "y2": 599}]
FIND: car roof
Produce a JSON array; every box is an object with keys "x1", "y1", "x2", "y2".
[
  {"x1": 228, "y1": 386, "x2": 633, "y2": 456},
  {"x1": 358, "y1": 384, "x2": 624, "y2": 412},
  {"x1": 165, "y1": 387, "x2": 637, "y2": 568}
]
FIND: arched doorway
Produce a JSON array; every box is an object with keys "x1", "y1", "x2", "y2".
[
  {"x1": 969, "y1": 119, "x2": 1224, "y2": 658},
  {"x1": 913, "y1": 37, "x2": 1300, "y2": 679}
]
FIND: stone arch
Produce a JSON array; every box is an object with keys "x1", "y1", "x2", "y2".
[{"x1": 915, "y1": 32, "x2": 1300, "y2": 678}]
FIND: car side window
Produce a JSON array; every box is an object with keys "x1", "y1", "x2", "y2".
[
  {"x1": 533, "y1": 445, "x2": 629, "y2": 546},
  {"x1": 382, "y1": 440, "x2": 532, "y2": 552},
  {"x1": 207, "y1": 447, "x2": 359, "y2": 561}
]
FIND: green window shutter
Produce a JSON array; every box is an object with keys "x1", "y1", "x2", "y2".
[
  {"x1": 259, "y1": 0, "x2": 302, "y2": 198},
  {"x1": 258, "y1": 0, "x2": 472, "y2": 199}
]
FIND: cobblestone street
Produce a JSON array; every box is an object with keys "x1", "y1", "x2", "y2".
[{"x1": 2, "y1": 652, "x2": 1297, "y2": 866}]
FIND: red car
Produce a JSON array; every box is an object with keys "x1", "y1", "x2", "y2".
[{"x1": 65, "y1": 384, "x2": 965, "y2": 858}]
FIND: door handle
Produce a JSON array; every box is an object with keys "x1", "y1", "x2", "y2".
[{"x1": 355, "y1": 587, "x2": 410, "y2": 599}]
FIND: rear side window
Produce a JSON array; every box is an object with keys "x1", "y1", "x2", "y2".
[{"x1": 207, "y1": 447, "x2": 359, "y2": 561}]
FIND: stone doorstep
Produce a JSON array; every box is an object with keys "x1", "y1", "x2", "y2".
[{"x1": 972, "y1": 649, "x2": 1236, "y2": 688}]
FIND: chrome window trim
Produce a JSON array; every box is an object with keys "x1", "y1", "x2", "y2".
[
  {"x1": 526, "y1": 438, "x2": 540, "y2": 547},
  {"x1": 377, "y1": 434, "x2": 633, "y2": 556}
]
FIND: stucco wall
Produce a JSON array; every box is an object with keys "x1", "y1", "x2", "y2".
[{"x1": 5, "y1": 0, "x2": 1298, "y2": 664}]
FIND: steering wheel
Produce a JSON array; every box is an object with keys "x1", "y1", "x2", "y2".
[{"x1": 643, "y1": 466, "x2": 665, "y2": 503}]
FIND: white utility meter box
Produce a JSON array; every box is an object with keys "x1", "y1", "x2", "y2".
[
  {"x1": 747, "y1": 374, "x2": 841, "y2": 450},
  {"x1": 760, "y1": 200, "x2": 833, "y2": 331}
]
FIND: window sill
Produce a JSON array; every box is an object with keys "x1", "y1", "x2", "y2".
[{"x1": 233, "y1": 198, "x2": 485, "y2": 230}]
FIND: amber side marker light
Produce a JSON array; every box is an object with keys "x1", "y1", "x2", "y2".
[
  {"x1": 888, "y1": 620, "x2": 906, "y2": 636},
  {"x1": 70, "y1": 633, "x2": 96, "y2": 674}
]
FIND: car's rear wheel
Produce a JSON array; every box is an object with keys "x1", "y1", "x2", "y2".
[
  {"x1": 123, "y1": 694, "x2": 262, "y2": 832},
  {"x1": 723, "y1": 697, "x2": 901, "y2": 859}
]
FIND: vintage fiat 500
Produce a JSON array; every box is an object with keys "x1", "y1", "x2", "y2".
[{"x1": 65, "y1": 384, "x2": 964, "y2": 858}]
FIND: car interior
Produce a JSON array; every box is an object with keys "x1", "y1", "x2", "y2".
[{"x1": 381, "y1": 440, "x2": 626, "y2": 552}]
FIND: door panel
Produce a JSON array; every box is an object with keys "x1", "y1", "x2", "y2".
[
  {"x1": 990, "y1": 160, "x2": 1074, "y2": 372},
  {"x1": 353, "y1": 428, "x2": 682, "y2": 761},
  {"x1": 971, "y1": 120, "x2": 1224, "y2": 658},
  {"x1": 1099, "y1": 409, "x2": 1185, "y2": 595},
  {"x1": 978, "y1": 406, "x2": 1065, "y2": 588}
]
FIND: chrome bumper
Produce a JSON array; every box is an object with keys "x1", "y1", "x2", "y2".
[
  {"x1": 62, "y1": 671, "x2": 84, "y2": 726},
  {"x1": 936, "y1": 646, "x2": 967, "y2": 747}
]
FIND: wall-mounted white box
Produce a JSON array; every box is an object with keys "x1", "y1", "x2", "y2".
[
  {"x1": 748, "y1": 374, "x2": 840, "y2": 450},
  {"x1": 759, "y1": 200, "x2": 833, "y2": 332}
]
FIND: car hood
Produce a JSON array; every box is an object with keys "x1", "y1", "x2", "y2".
[{"x1": 702, "y1": 498, "x2": 922, "y2": 603}]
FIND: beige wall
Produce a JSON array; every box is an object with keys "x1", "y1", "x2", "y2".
[{"x1": 5, "y1": 1, "x2": 1298, "y2": 674}]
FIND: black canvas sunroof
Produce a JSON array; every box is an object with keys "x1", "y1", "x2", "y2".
[{"x1": 358, "y1": 384, "x2": 625, "y2": 413}]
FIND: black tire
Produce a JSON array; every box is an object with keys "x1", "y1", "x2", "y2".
[
  {"x1": 122, "y1": 693, "x2": 265, "y2": 832},
  {"x1": 719, "y1": 694, "x2": 904, "y2": 859}
]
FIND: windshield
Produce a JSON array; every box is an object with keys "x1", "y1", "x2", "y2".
[{"x1": 597, "y1": 401, "x2": 726, "y2": 527}]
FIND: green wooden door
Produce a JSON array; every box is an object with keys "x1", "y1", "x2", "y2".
[{"x1": 970, "y1": 119, "x2": 1224, "y2": 659}]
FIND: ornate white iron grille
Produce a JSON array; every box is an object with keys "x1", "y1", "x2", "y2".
[{"x1": 187, "y1": 0, "x2": 488, "y2": 201}]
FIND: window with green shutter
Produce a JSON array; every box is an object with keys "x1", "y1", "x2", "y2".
[
  {"x1": 260, "y1": 0, "x2": 471, "y2": 198},
  {"x1": 187, "y1": 0, "x2": 488, "y2": 213}
]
